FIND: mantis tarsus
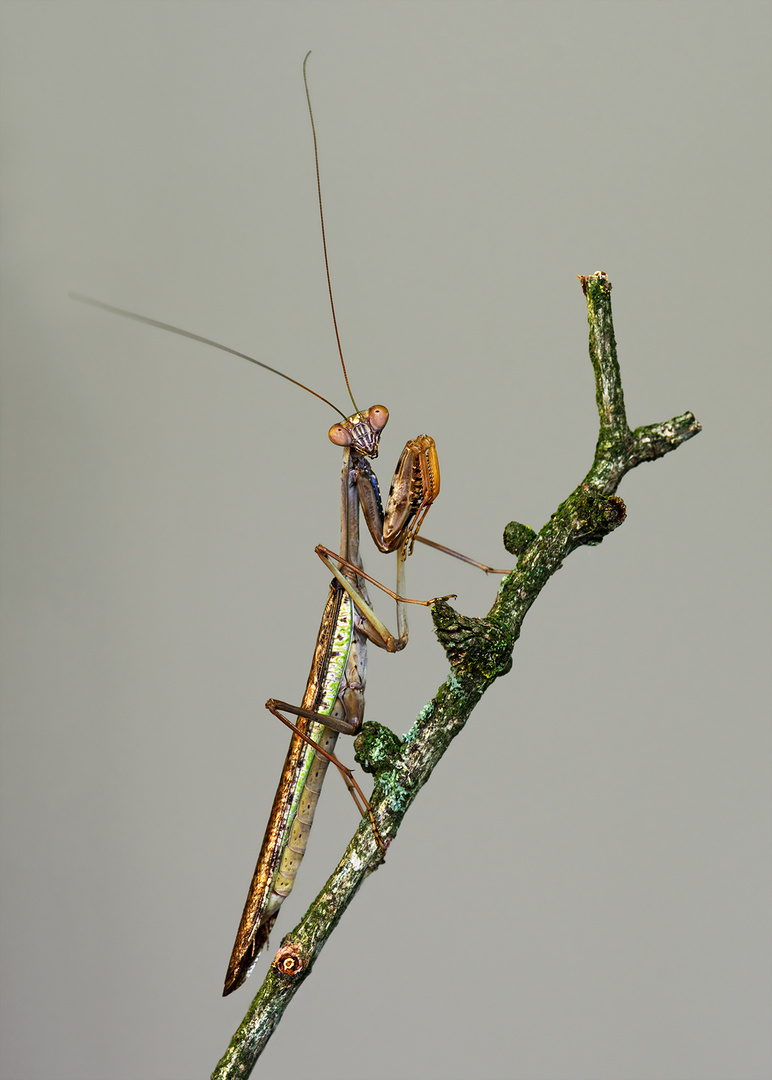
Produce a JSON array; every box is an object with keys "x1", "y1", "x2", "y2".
[{"x1": 72, "y1": 52, "x2": 504, "y2": 999}]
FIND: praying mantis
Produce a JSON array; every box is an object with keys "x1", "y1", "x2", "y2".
[
  {"x1": 73, "y1": 53, "x2": 497, "y2": 997},
  {"x1": 224, "y1": 415, "x2": 444, "y2": 994}
]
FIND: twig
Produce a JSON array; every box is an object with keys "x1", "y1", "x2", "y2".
[{"x1": 211, "y1": 271, "x2": 701, "y2": 1078}]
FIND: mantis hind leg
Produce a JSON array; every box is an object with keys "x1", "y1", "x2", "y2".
[{"x1": 265, "y1": 699, "x2": 387, "y2": 854}]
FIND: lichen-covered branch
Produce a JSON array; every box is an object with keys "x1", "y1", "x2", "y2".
[{"x1": 211, "y1": 272, "x2": 701, "y2": 1079}]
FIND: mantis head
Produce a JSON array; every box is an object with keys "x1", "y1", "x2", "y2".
[{"x1": 328, "y1": 405, "x2": 389, "y2": 458}]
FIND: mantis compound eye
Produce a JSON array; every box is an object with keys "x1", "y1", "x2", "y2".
[
  {"x1": 328, "y1": 423, "x2": 354, "y2": 446},
  {"x1": 368, "y1": 405, "x2": 389, "y2": 432}
]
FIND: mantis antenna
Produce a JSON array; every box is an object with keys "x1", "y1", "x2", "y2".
[{"x1": 303, "y1": 50, "x2": 359, "y2": 415}]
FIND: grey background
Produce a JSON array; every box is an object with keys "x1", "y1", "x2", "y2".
[{"x1": 1, "y1": 2, "x2": 770, "y2": 1079}]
